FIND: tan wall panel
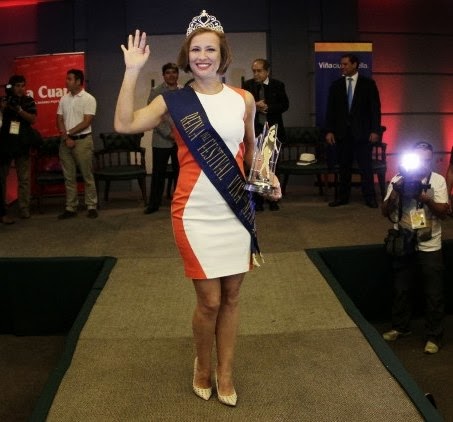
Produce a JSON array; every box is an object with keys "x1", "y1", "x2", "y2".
[
  {"x1": 365, "y1": 34, "x2": 453, "y2": 74},
  {"x1": 358, "y1": 0, "x2": 453, "y2": 35},
  {"x1": 374, "y1": 74, "x2": 453, "y2": 113}
]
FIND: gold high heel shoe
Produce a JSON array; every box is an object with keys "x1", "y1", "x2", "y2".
[
  {"x1": 192, "y1": 357, "x2": 212, "y2": 401},
  {"x1": 215, "y1": 371, "x2": 237, "y2": 407}
]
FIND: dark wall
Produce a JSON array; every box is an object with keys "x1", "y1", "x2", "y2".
[
  {"x1": 81, "y1": 0, "x2": 291, "y2": 139},
  {"x1": 0, "y1": 0, "x2": 342, "y2": 142},
  {"x1": 358, "y1": 0, "x2": 453, "y2": 177},
  {"x1": 37, "y1": 1, "x2": 74, "y2": 54},
  {"x1": 1, "y1": 0, "x2": 452, "y2": 174}
]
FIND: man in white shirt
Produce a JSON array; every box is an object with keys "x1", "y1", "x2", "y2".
[
  {"x1": 56, "y1": 69, "x2": 98, "y2": 219},
  {"x1": 381, "y1": 141, "x2": 449, "y2": 354}
]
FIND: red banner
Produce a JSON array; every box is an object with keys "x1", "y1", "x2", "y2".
[
  {"x1": 7, "y1": 52, "x2": 86, "y2": 203},
  {"x1": 14, "y1": 52, "x2": 85, "y2": 137}
]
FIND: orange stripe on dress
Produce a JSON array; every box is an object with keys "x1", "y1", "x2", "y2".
[{"x1": 171, "y1": 127, "x2": 206, "y2": 279}]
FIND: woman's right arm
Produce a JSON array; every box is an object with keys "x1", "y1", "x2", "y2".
[{"x1": 114, "y1": 30, "x2": 167, "y2": 134}]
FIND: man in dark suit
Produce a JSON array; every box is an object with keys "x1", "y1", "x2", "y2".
[
  {"x1": 243, "y1": 58, "x2": 289, "y2": 211},
  {"x1": 325, "y1": 53, "x2": 381, "y2": 208}
]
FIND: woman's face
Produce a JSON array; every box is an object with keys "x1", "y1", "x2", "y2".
[{"x1": 189, "y1": 31, "x2": 221, "y2": 78}]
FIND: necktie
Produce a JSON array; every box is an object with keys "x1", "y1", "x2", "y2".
[
  {"x1": 258, "y1": 83, "x2": 265, "y2": 100},
  {"x1": 257, "y1": 83, "x2": 266, "y2": 125},
  {"x1": 347, "y1": 77, "x2": 353, "y2": 110}
]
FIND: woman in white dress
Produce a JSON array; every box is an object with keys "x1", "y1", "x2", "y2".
[{"x1": 114, "y1": 10, "x2": 280, "y2": 407}]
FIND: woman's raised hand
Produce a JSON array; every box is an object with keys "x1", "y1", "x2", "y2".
[{"x1": 120, "y1": 29, "x2": 150, "y2": 71}]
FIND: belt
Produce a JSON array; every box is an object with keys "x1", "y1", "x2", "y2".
[{"x1": 69, "y1": 133, "x2": 91, "y2": 140}]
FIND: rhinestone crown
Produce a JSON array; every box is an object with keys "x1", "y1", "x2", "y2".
[{"x1": 186, "y1": 10, "x2": 224, "y2": 37}]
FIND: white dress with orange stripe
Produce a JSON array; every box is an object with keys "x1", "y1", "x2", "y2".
[{"x1": 171, "y1": 85, "x2": 252, "y2": 279}]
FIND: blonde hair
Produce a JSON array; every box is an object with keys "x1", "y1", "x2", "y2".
[{"x1": 177, "y1": 28, "x2": 232, "y2": 75}]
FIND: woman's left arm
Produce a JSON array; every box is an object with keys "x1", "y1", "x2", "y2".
[{"x1": 243, "y1": 91, "x2": 256, "y2": 171}]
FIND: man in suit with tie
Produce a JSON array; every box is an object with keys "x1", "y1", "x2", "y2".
[
  {"x1": 243, "y1": 58, "x2": 289, "y2": 211},
  {"x1": 325, "y1": 53, "x2": 381, "y2": 208}
]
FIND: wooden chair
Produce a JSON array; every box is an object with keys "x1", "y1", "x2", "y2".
[
  {"x1": 277, "y1": 127, "x2": 338, "y2": 196},
  {"x1": 94, "y1": 132, "x2": 147, "y2": 203},
  {"x1": 31, "y1": 136, "x2": 84, "y2": 212},
  {"x1": 351, "y1": 126, "x2": 388, "y2": 199}
]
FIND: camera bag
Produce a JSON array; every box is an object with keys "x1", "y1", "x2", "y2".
[{"x1": 384, "y1": 226, "x2": 416, "y2": 257}]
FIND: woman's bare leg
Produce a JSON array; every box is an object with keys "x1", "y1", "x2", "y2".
[
  {"x1": 215, "y1": 273, "x2": 245, "y2": 395},
  {"x1": 192, "y1": 278, "x2": 221, "y2": 388}
]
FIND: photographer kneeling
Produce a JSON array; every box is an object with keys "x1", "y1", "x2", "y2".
[{"x1": 382, "y1": 141, "x2": 449, "y2": 354}]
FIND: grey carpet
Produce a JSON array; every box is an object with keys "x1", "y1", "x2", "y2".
[
  {"x1": 46, "y1": 253, "x2": 421, "y2": 421},
  {"x1": 3, "y1": 186, "x2": 452, "y2": 421}
]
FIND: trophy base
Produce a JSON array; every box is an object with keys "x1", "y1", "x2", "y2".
[{"x1": 245, "y1": 181, "x2": 273, "y2": 194}]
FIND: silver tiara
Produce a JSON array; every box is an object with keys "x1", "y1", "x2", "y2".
[{"x1": 186, "y1": 10, "x2": 224, "y2": 37}]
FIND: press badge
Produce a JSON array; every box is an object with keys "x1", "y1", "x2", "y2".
[
  {"x1": 410, "y1": 208, "x2": 428, "y2": 229},
  {"x1": 9, "y1": 120, "x2": 20, "y2": 135}
]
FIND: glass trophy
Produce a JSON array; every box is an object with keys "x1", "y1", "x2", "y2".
[{"x1": 245, "y1": 123, "x2": 281, "y2": 194}]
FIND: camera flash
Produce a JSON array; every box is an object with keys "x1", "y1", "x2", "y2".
[{"x1": 401, "y1": 153, "x2": 420, "y2": 172}]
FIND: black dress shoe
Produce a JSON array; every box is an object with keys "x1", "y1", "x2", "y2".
[
  {"x1": 1, "y1": 215, "x2": 15, "y2": 224},
  {"x1": 328, "y1": 200, "x2": 348, "y2": 207},
  {"x1": 87, "y1": 209, "x2": 98, "y2": 219},
  {"x1": 144, "y1": 206, "x2": 159, "y2": 214},
  {"x1": 365, "y1": 199, "x2": 378, "y2": 208},
  {"x1": 58, "y1": 210, "x2": 77, "y2": 219},
  {"x1": 269, "y1": 201, "x2": 280, "y2": 211}
]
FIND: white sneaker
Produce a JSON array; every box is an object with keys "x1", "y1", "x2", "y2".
[
  {"x1": 382, "y1": 329, "x2": 411, "y2": 341},
  {"x1": 424, "y1": 341, "x2": 439, "y2": 354}
]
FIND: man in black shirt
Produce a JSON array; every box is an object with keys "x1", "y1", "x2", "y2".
[{"x1": 0, "y1": 75, "x2": 37, "y2": 221}]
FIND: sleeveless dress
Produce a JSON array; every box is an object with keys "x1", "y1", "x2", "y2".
[{"x1": 171, "y1": 85, "x2": 252, "y2": 279}]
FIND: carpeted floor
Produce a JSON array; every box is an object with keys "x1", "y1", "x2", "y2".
[
  {"x1": 44, "y1": 253, "x2": 424, "y2": 421},
  {"x1": 1, "y1": 184, "x2": 452, "y2": 421},
  {"x1": 0, "y1": 336, "x2": 65, "y2": 422},
  {"x1": 373, "y1": 316, "x2": 453, "y2": 421}
]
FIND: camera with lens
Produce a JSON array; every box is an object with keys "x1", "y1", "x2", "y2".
[
  {"x1": 393, "y1": 177, "x2": 430, "y2": 198},
  {"x1": 392, "y1": 152, "x2": 430, "y2": 198},
  {"x1": 2, "y1": 83, "x2": 20, "y2": 108}
]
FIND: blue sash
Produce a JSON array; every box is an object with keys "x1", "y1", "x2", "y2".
[{"x1": 163, "y1": 86, "x2": 262, "y2": 264}]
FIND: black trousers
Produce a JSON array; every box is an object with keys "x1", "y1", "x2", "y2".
[
  {"x1": 391, "y1": 249, "x2": 445, "y2": 342},
  {"x1": 148, "y1": 146, "x2": 179, "y2": 209},
  {"x1": 0, "y1": 173, "x2": 5, "y2": 217},
  {"x1": 336, "y1": 139, "x2": 375, "y2": 202}
]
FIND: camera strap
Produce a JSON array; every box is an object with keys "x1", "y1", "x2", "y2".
[
  {"x1": 389, "y1": 172, "x2": 432, "y2": 224},
  {"x1": 416, "y1": 172, "x2": 431, "y2": 209}
]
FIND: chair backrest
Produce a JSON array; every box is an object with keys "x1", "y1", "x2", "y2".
[
  {"x1": 35, "y1": 136, "x2": 62, "y2": 172},
  {"x1": 38, "y1": 136, "x2": 61, "y2": 155},
  {"x1": 280, "y1": 143, "x2": 318, "y2": 162},
  {"x1": 372, "y1": 142, "x2": 387, "y2": 163},
  {"x1": 96, "y1": 133, "x2": 146, "y2": 169},
  {"x1": 285, "y1": 127, "x2": 321, "y2": 145},
  {"x1": 100, "y1": 132, "x2": 144, "y2": 151},
  {"x1": 280, "y1": 127, "x2": 325, "y2": 162}
]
